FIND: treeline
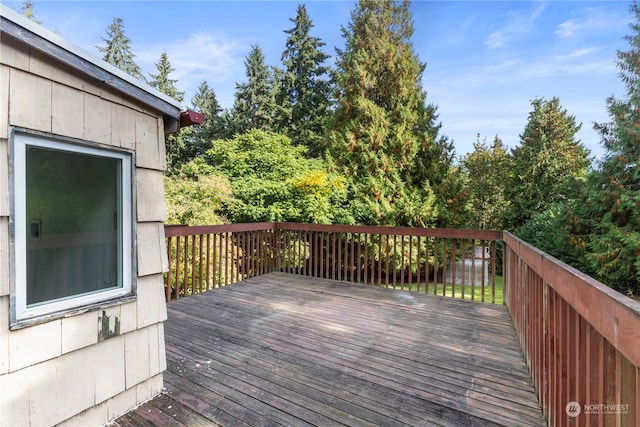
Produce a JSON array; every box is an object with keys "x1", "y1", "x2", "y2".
[{"x1": 22, "y1": 1, "x2": 640, "y2": 296}]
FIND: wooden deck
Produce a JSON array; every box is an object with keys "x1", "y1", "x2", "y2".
[{"x1": 113, "y1": 272, "x2": 545, "y2": 427}]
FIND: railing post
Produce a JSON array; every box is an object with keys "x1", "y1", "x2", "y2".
[{"x1": 274, "y1": 222, "x2": 281, "y2": 271}]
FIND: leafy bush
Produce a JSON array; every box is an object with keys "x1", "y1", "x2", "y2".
[{"x1": 164, "y1": 159, "x2": 234, "y2": 225}]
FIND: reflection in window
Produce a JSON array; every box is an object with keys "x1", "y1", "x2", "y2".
[{"x1": 26, "y1": 147, "x2": 123, "y2": 305}]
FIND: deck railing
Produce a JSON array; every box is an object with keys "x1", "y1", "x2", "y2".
[
  {"x1": 163, "y1": 222, "x2": 640, "y2": 426},
  {"x1": 504, "y1": 231, "x2": 639, "y2": 427},
  {"x1": 164, "y1": 222, "x2": 276, "y2": 300},
  {"x1": 164, "y1": 222, "x2": 502, "y2": 302},
  {"x1": 275, "y1": 222, "x2": 502, "y2": 301}
]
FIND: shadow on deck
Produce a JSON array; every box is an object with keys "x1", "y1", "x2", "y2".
[{"x1": 113, "y1": 272, "x2": 544, "y2": 426}]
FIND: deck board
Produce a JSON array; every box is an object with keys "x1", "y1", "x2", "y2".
[{"x1": 112, "y1": 272, "x2": 545, "y2": 427}]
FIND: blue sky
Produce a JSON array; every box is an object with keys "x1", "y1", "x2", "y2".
[{"x1": 6, "y1": 1, "x2": 632, "y2": 160}]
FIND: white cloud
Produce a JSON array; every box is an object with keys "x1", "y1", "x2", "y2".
[
  {"x1": 484, "y1": 3, "x2": 546, "y2": 49},
  {"x1": 434, "y1": 46, "x2": 613, "y2": 93},
  {"x1": 485, "y1": 31, "x2": 505, "y2": 49},
  {"x1": 555, "y1": 19, "x2": 581, "y2": 39},
  {"x1": 531, "y1": 2, "x2": 548, "y2": 20},
  {"x1": 136, "y1": 31, "x2": 249, "y2": 106},
  {"x1": 555, "y1": 7, "x2": 630, "y2": 39},
  {"x1": 520, "y1": 48, "x2": 615, "y2": 79},
  {"x1": 139, "y1": 32, "x2": 247, "y2": 82}
]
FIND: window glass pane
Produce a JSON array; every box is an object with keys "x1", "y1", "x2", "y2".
[{"x1": 25, "y1": 146, "x2": 123, "y2": 306}]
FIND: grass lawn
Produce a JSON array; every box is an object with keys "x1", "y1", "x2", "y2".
[
  {"x1": 378, "y1": 275, "x2": 504, "y2": 305},
  {"x1": 434, "y1": 275, "x2": 504, "y2": 305}
]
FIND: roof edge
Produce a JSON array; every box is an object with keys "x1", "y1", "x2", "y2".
[{"x1": 0, "y1": 4, "x2": 182, "y2": 119}]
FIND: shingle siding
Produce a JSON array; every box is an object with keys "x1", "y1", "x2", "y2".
[{"x1": 0, "y1": 9, "x2": 173, "y2": 426}]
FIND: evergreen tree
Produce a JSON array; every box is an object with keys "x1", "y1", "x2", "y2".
[
  {"x1": 19, "y1": 1, "x2": 40, "y2": 24},
  {"x1": 163, "y1": 132, "x2": 190, "y2": 174},
  {"x1": 217, "y1": 109, "x2": 240, "y2": 140},
  {"x1": 277, "y1": 4, "x2": 333, "y2": 157},
  {"x1": 327, "y1": 0, "x2": 447, "y2": 227},
  {"x1": 147, "y1": 51, "x2": 187, "y2": 172},
  {"x1": 462, "y1": 135, "x2": 512, "y2": 230},
  {"x1": 569, "y1": 3, "x2": 640, "y2": 295},
  {"x1": 148, "y1": 50, "x2": 184, "y2": 103},
  {"x1": 231, "y1": 44, "x2": 276, "y2": 134},
  {"x1": 186, "y1": 81, "x2": 225, "y2": 159},
  {"x1": 96, "y1": 17, "x2": 145, "y2": 81},
  {"x1": 505, "y1": 97, "x2": 590, "y2": 230},
  {"x1": 412, "y1": 126, "x2": 471, "y2": 229}
]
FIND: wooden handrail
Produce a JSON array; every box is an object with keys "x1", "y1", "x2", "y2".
[
  {"x1": 275, "y1": 222, "x2": 503, "y2": 240},
  {"x1": 164, "y1": 222, "x2": 275, "y2": 237}
]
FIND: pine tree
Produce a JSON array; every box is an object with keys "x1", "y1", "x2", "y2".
[
  {"x1": 147, "y1": 51, "x2": 187, "y2": 172},
  {"x1": 277, "y1": 4, "x2": 333, "y2": 157},
  {"x1": 327, "y1": 0, "x2": 444, "y2": 227},
  {"x1": 96, "y1": 17, "x2": 145, "y2": 82},
  {"x1": 187, "y1": 81, "x2": 225, "y2": 159},
  {"x1": 505, "y1": 97, "x2": 590, "y2": 230},
  {"x1": 231, "y1": 44, "x2": 276, "y2": 134},
  {"x1": 569, "y1": 3, "x2": 640, "y2": 295},
  {"x1": 411, "y1": 121, "x2": 471, "y2": 229},
  {"x1": 218, "y1": 109, "x2": 239, "y2": 140},
  {"x1": 148, "y1": 50, "x2": 184, "y2": 103},
  {"x1": 462, "y1": 135, "x2": 512, "y2": 230}
]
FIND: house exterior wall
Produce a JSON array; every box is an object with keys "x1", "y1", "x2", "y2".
[{"x1": 0, "y1": 32, "x2": 169, "y2": 426}]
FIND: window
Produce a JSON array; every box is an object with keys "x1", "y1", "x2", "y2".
[{"x1": 12, "y1": 131, "x2": 133, "y2": 322}]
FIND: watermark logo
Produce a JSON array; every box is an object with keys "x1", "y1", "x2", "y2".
[
  {"x1": 565, "y1": 401, "x2": 630, "y2": 417},
  {"x1": 583, "y1": 403, "x2": 630, "y2": 415},
  {"x1": 565, "y1": 401, "x2": 581, "y2": 417}
]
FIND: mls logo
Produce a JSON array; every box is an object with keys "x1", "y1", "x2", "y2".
[{"x1": 565, "y1": 401, "x2": 581, "y2": 417}]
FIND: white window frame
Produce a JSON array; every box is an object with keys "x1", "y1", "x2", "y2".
[{"x1": 11, "y1": 131, "x2": 133, "y2": 323}]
